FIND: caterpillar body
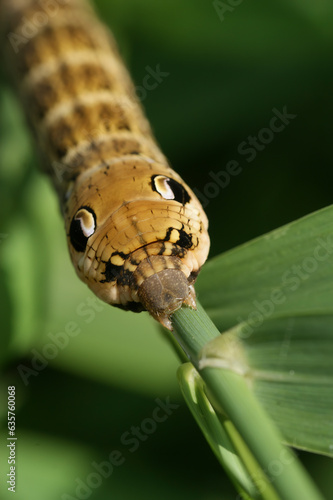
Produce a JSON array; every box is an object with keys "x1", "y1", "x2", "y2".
[{"x1": 0, "y1": 0, "x2": 210, "y2": 329}]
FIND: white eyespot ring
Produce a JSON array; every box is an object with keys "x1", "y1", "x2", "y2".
[
  {"x1": 153, "y1": 175, "x2": 176, "y2": 200},
  {"x1": 151, "y1": 175, "x2": 191, "y2": 205},
  {"x1": 69, "y1": 206, "x2": 97, "y2": 252},
  {"x1": 75, "y1": 208, "x2": 96, "y2": 237}
]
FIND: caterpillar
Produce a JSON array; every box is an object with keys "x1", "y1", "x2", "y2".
[{"x1": 0, "y1": 0, "x2": 210, "y2": 330}]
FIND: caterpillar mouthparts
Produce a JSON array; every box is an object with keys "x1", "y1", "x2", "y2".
[{"x1": 138, "y1": 268, "x2": 197, "y2": 330}]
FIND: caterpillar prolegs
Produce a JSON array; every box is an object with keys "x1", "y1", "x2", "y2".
[{"x1": 0, "y1": 0, "x2": 210, "y2": 329}]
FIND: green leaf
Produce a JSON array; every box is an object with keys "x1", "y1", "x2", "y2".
[
  {"x1": 200, "y1": 317, "x2": 333, "y2": 457},
  {"x1": 248, "y1": 315, "x2": 333, "y2": 456},
  {"x1": 198, "y1": 204, "x2": 333, "y2": 332},
  {"x1": 173, "y1": 305, "x2": 325, "y2": 500},
  {"x1": 178, "y1": 363, "x2": 274, "y2": 500},
  {"x1": 198, "y1": 206, "x2": 333, "y2": 456}
]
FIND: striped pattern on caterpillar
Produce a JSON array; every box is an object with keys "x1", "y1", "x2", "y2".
[{"x1": 0, "y1": 0, "x2": 210, "y2": 329}]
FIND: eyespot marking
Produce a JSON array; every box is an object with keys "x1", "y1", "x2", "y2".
[
  {"x1": 151, "y1": 175, "x2": 191, "y2": 204},
  {"x1": 69, "y1": 206, "x2": 96, "y2": 252}
]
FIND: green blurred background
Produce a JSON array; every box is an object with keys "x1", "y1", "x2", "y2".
[{"x1": 1, "y1": 0, "x2": 333, "y2": 498}]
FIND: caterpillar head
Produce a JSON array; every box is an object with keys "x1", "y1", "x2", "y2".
[{"x1": 64, "y1": 158, "x2": 210, "y2": 329}]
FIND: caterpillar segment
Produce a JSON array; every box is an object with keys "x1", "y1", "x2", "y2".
[{"x1": 0, "y1": 0, "x2": 210, "y2": 329}]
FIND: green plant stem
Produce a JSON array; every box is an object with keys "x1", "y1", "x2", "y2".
[{"x1": 171, "y1": 301, "x2": 325, "y2": 500}]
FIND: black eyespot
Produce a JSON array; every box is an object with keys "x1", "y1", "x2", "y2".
[
  {"x1": 151, "y1": 175, "x2": 191, "y2": 205},
  {"x1": 69, "y1": 206, "x2": 96, "y2": 252}
]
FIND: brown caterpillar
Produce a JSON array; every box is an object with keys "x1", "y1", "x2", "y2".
[{"x1": 0, "y1": 0, "x2": 210, "y2": 329}]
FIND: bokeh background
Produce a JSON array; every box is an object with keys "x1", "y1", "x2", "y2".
[{"x1": 1, "y1": 0, "x2": 333, "y2": 498}]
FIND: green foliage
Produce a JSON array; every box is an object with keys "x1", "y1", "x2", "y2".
[
  {"x1": 1, "y1": 0, "x2": 333, "y2": 499},
  {"x1": 197, "y1": 207, "x2": 333, "y2": 459},
  {"x1": 198, "y1": 206, "x2": 333, "y2": 330},
  {"x1": 173, "y1": 300, "x2": 329, "y2": 500}
]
